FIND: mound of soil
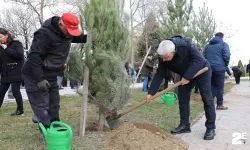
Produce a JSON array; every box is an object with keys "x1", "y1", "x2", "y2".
[{"x1": 104, "y1": 123, "x2": 187, "y2": 150}]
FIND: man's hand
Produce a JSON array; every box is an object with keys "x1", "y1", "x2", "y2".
[
  {"x1": 180, "y1": 77, "x2": 190, "y2": 85},
  {"x1": 37, "y1": 80, "x2": 50, "y2": 92},
  {"x1": 0, "y1": 44, "x2": 7, "y2": 49},
  {"x1": 145, "y1": 94, "x2": 153, "y2": 103}
]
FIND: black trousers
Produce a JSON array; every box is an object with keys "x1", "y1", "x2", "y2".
[
  {"x1": 194, "y1": 83, "x2": 199, "y2": 93},
  {"x1": 178, "y1": 69, "x2": 216, "y2": 129},
  {"x1": 0, "y1": 82, "x2": 23, "y2": 111},
  {"x1": 164, "y1": 77, "x2": 168, "y2": 89},
  {"x1": 234, "y1": 73, "x2": 242, "y2": 84},
  {"x1": 23, "y1": 75, "x2": 60, "y2": 128}
]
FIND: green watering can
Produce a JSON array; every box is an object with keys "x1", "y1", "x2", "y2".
[
  {"x1": 160, "y1": 92, "x2": 177, "y2": 105},
  {"x1": 39, "y1": 121, "x2": 73, "y2": 150}
]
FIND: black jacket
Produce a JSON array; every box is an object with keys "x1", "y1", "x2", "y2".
[
  {"x1": 22, "y1": 16, "x2": 87, "y2": 82},
  {"x1": 246, "y1": 64, "x2": 250, "y2": 73},
  {"x1": 141, "y1": 59, "x2": 154, "y2": 76},
  {"x1": 148, "y1": 36, "x2": 210, "y2": 95},
  {"x1": 0, "y1": 40, "x2": 24, "y2": 83},
  {"x1": 232, "y1": 66, "x2": 242, "y2": 75}
]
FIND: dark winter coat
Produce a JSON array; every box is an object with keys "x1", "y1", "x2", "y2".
[
  {"x1": 203, "y1": 36, "x2": 230, "y2": 72},
  {"x1": 246, "y1": 64, "x2": 250, "y2": 73},
  {"x1": 141, "y1": 59, "x2": 154, "y2": 76},
  {"x1": 232, "y1": 66, "x2": 242, "y2": 75},
  {"x1": 149, "y1": 35, "x2": 210, "y2": 95},
  {"x1": 0, "y1": 40, "x2": 24, "y2": 83},
  {"x1": 22, "y1": 16, "x2": 87, "y2": 83}
]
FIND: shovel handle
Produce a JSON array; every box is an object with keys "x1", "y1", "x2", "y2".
[{"x1": 120, "y1": 67, "x2": 209, "y2": 117}]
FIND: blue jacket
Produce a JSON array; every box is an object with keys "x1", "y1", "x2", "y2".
[
  {"x1": 148, "y1": 36, "x2": 210, "y2": 95},
  {"x1": 203, "y1": 36, "x2": 230, "y2": 72}
]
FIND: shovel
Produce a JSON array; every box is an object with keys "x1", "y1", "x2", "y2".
[{"x1": 106, "y1": 67, "x2": 209, "y2": 129}]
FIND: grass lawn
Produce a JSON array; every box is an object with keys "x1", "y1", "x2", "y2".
[{"x1": 0, "y1": 82, "x2": 233, "y2": 150}]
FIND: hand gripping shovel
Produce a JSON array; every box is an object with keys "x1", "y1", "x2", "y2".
[{"x1": 106, "y1": 67, "x2": 209, "y2": 129}]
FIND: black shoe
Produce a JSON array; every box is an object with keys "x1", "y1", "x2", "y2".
[
  {"x1": 204, "y1": 129, "x2": 215, "y2": 140},
  {"x1": 10, "y1": 110, "x2": 24, "y2": 116},
  {"x1": 216, "y1": 105, "x2": 228, "y2": 110},
  {"x1": 171, "y1": 124, "x2": 191, "y2": 134}
]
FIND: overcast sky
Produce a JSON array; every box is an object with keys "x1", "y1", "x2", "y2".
[
  {"x1": 0, "y1": 0, "x2": 249, "y2": 65},
  {"x1": 193, "y1": 0, "x2": 250, "y2": 66}
]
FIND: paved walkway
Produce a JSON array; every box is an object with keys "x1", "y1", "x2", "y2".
[
  {"x1": 2, "y1": 83, "x2": 144, "y2": 104},
  {"x1": 2, "y1": 87, "x2": 78, "y2": 104},
  {"x1": 179, "y1": 82, "x2": 250, "y2": 150}
]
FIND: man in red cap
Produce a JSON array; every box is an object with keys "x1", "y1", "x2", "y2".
[{"x1": 22, "y1": 13, "x2": 87, "y2": 130}]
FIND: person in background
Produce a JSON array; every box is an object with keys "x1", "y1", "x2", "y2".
[
  {"x1": 0, "y1": 28, "x2": 24, "y2": 116},
  {"x1": 66, "y1": 64, "x2": 75, "y2": 89},
  {"x1": 232, "y1": 65, "x2": 242, "y2": 84},
  {"x1": 246, "y1": 60, "x2": 250, "y2": 80},
  {"x1": 125, "y1": 62, "x2": 135, "y2": 82},
  {"x1": 204, "y1": 32, "x2": 230, "y2": 110},
  {"x1": 141, "y1": 54, "x2": 154, "y2": 92}
]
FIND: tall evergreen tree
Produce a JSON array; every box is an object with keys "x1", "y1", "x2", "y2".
[
  {"x1": 192, "y1": 3, "x2": 216, "y2": 49},
  {"x1": 79, "y1": 0, "x2": 131, "y2": 130},
  {"x1": 159, "y1": 0, "x2": 194, "y2": 39},
  {"x1": 238, "y1": 60, "x2": 246, "y2": 77},
  {"x1": 64, "y1": 45, "x2": 84, "y2": 83},
  {"x1": 137, "y1": 12, "x2": 162, "y2": 57}
]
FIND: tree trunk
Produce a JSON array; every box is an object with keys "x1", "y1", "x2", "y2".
[
  {"x1": 40, "y1": 0, "x2": 45, "y2": 25},
  {"x1": 24, "y1": 30, "x2": 29, "y2": 50},
  {"x1": 130, "y1": 0, "x2": 134, "y2": 68},
  {"x1": 79, "y1": 66, "x2": 89, "y2": 137},
  {"x1": 98, "y1": 107, "x2": 106, "y2": 131}
]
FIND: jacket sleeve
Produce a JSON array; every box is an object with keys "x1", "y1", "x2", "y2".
[
  {"x1": 148, "y1": 58, "x2": 165, "y2": 95},
  {"x1": 5, "y1": 41, "x2": 24, "y2": 60},
  {"x1": 222, "y1": 42, "x2": 230, "y2": 66},
  {"x1": 183, "y1": 44, "x2": 205, "y2": 80},
  {"x1": 72, "y1": 33, "x2": 87, "y2": 43},
  {"x1": 27, "y1": 30, "x2": 51, "y2": 82},
  {"x1": 226, "y1": 66, "x2": 232, "y2": 76}
]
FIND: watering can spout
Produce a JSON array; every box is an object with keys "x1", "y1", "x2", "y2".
[{"x1": 39, "y1": 123, "x2": 48, "y2": 137}]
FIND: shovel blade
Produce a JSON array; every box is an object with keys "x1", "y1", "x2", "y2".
[{"x1": 106, "y1": 113, "x2": 121, "y2": 129}]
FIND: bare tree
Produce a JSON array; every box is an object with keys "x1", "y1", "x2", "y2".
[
  {"x1": 0, "y1": 7, "x2": 36, "y2": 49},
  {"x1": 4, "y1": 0, "x2": 58, "y2": 26},
  {"x1": 48, "y1": 0, "x2": 82, "y2": 15},
  {"x1": 217, "y1": 22, "x2": 236, "y2": 40},
  {"x1": 129, "y1": 0, "x2": 160, "y2": 66}
]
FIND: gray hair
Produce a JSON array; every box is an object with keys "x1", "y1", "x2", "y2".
[{"x1": 157, "y1": 40, "x2": 175, "y2": 55}]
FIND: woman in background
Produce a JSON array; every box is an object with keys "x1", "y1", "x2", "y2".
[{"x1": 0, "y1": 28, "x2": 24, "y2": 116}]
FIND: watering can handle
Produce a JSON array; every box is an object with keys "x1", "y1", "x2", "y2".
[
  {"x1": 120, "y1": 67, "x2": 209, "y2": 117},
  {"x1": 165, "y1": 92, "x2": 178, "y2": 98},
  {"x1": 50, "y1": 121, "x2": 73, "y2": 139}
]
